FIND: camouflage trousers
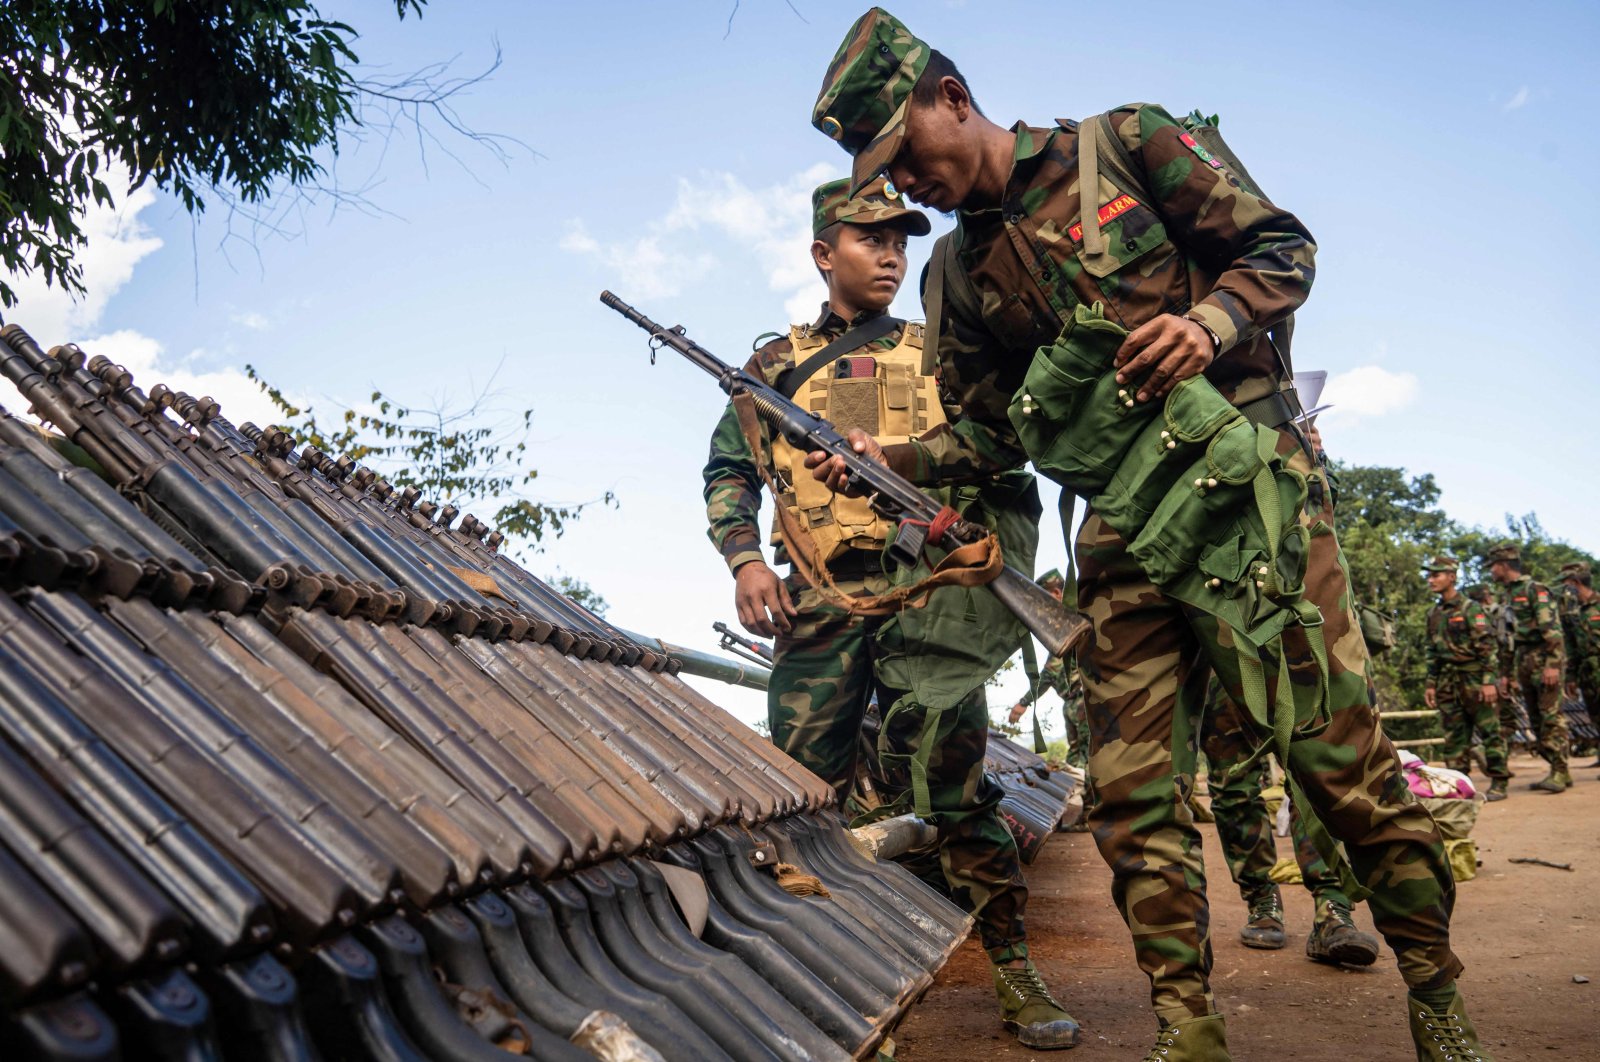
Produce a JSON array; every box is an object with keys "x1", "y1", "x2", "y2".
[
  {"x1": 1505, "y1": 650, "x2": 1568, "y2": 772},
  {"x1": 767, "y1": 572, "x2": 1028, "y2": 960},
  {"x1": 1435, "y1": 668, "x2": 1509, "y2": 780},
  {"x1": 1200, "y1": 678, "x2": 1345, "y2": 909},
  {"x1": 1077, "y1": 441, "x2": 1459, "y2": 1025}
]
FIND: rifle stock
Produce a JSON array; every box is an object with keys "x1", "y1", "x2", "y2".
[{"x1": 601, "y1": 291, "x2": 1087, "y2": 657}]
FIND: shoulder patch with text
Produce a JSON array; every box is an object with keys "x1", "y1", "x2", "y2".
[{"x1": 1068, "y1": 194, "x2": 1140, "y2": 242}]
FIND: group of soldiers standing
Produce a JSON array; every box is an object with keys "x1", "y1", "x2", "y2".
[
  {"x1": 1426, "y1": 547, "x2": 1600, "y2": 798},
  {"x1": 694, "y1": 7, "x2": 1506, "y2": 1059}
]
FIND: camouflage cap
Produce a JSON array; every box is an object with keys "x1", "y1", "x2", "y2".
[
  {"x1": 1035, "y1": 567, "x2": 1065, "y2": 590},
  {"x1": 811, "y1": 8, "x2": 931, "y2": 197},
  {"x1": 1559, "y1": 560, "x2": 1592, "y2": 581},
  {"x1": 1484, "y1": 541, "x2": 1521, "y2": 565},
  {"x1": 1421, "y1": 555, "x2": 1458, "y2": 574},
  {"x1": 812, "y1": 177, "x2": 930, "y2": 238},
  {"x1": 1463, "y1": 583, "x2": 1490, "y2": 600}
]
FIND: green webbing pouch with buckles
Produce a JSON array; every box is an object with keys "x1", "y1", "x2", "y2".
[{"x1": 1007, "y1": 302, "x2": 1367, "y2": 902}]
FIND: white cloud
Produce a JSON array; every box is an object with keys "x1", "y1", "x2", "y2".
[
  {"x1": 1319, "y1": 365, "x2": 1420, "y2": 424},
  {"x1": 3, "y1": 172, "x2": 163, "y2": 346},
  {"x1": 231, "y1": 311, "x2": 270, "y2": 331},
  {"x1": 563, "y1": 162, "x2": 834, "y2": 319},
  {"x1": 1501, "y1": 85, "x2": 1530, "y2": 112},
  {"x1": 0, "y1": 165, "x2": 282, "y2": 431}
]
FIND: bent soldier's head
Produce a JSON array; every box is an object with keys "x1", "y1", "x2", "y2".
[
  {"x1": 810, "y1": 176, "x2": 929, "y2": 317},
  {"x1": 812, "y1": 8, "x2": 996, "y2": 214}
]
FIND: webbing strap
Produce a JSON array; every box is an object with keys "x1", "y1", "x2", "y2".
[
  {"x1": 1078, "y1": 117, "x2": 1106, "y2": 259},
  {"x1": 907, "y1": 702, "x2": 946, "y2": 819}
]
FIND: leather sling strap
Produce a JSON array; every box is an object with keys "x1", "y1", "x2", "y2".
[{"x1": 776, "y1": 314, "x2": 904, "y2": 398}]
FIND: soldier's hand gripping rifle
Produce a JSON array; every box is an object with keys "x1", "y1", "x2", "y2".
[{"x1": 601, "y1": 291, "x2": 1088, "y2": 657}]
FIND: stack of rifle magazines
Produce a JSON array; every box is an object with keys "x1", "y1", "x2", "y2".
[{"x1": 0, "y1": 323, "x2": 971, "y2": 1062}]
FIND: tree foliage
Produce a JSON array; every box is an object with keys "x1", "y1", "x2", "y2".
[
  {"x1": 246, "y1": 364, "x2": 616, "y2": 566},
  {"x1": 0, "y1": 0, "x2": 458, "y2": 306}
]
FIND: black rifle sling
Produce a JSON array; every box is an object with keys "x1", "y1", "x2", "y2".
[{"x1": 776, "y1": 314, "x2": 904, "y2": 399}]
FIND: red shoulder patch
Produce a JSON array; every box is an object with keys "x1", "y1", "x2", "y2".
[{"x1": 1068, "y1": 194, "x2": 1140, "y2": 242}]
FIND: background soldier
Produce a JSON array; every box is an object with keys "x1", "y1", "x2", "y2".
[
  {"x1": 701, "y1": 177, "x2": 1079, "y2": 1049},
  {"x1": 1486, "y1": 542, "x2": 1570, "y2": 791},
  {"x1": 807, "y1": 10, "x2": 1483, "y2": 1059},
  {"x1": 1201, "y1": 675, "x2": 1382, "y2": 964},
  {"x1": 1423, "y1": 556, "x2": 1509, "y2": 800},
  {"x1": 1559, "y1": 561, "x2": 1600, "y2": 768}
]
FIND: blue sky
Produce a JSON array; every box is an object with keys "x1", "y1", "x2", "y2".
[{"x1": 4, "y1": 0, "x2": 1597, "y2": 728}]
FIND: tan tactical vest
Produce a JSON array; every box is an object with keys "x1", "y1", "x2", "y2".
[{"x1": 769, "y1": 321, "x2": 946, "y2": 561}]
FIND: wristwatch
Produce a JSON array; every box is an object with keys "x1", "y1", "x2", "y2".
[{"x1": 1182, "y1": 314, "x2": 1222, "y2": 359}]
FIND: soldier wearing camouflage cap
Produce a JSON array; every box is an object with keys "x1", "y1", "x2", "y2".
[
  {"x1": 1423, "y1": 556, "x2": 1510, "y2": 798},
  {"x1": 1557, "y1": 560, "x2": 1600, "y2": 767},
  {"x1": 1486, "y1": 541, "x2": 1570, "y2": 791},
  {"x1": 806, "y1": 9, "x2": 1487, "y2": 1059},
  {"x1": 701, "y1": 177, "x2": 1079, "y2": 1049}
]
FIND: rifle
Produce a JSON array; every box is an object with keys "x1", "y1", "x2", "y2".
[
  {"x1": 713, "y1": 621, "x2": 774, "y2": 667},
  {"x1": 601, "y1": 292, "x2": 1088, "y2": 658}
]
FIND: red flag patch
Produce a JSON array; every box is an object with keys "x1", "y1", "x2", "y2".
[
  {"x1": 1179, "y1": 132, "x2": 1225, "y2": 169},
  {"x1": 1068, "y1": 194, "x2": 1140, "y2": 242}
]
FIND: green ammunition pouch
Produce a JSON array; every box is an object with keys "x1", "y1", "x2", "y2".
[
  {"x1": 873, "y1": 470, "x2": 1041, "y2": 818},
  {"x1": 1008, "y1": 303, "x2": 1366, "y2": 901}
]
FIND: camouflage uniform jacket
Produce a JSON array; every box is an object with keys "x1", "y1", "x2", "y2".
[
  {"x1": 1018, "y1": 652, "x2": 1079, "y2": 707},
  {"x1": 702, "y1": 304, "x2": 910, "y2": 573},
  {"x1": 1563, "y1": 595, "x2": 1600, "y2": 682},
  {"x1": 1425, "y1": 592, "x2": 1497, "y2": 687},
  {"x1": 883, "y1": 103, "x2": 1317, "y2": 485},
  {"x1": 1503, "y1": 575, "x2": 1565, "y2": 666}
]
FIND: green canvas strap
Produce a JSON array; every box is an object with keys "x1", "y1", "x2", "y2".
[{"x1": 906, "y1": 703, "x2": 945, "y2": 820}]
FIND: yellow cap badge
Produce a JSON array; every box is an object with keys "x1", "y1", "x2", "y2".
[
  {"x1": 882, "y1": 180, "x2": 900, "y2": 200},
  {"x1": 820, "y1": 116, "x2": 843, "y2": 140}
]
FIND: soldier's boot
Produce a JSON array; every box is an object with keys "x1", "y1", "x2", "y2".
[
  {"x1": 1141, "y1": 1014, "x2": 1231, "y2": 1062},
  {"x1": 1484, "y1": 779, "x2": 1509, "y2": 802},
  {"x1": 1407, "y1": 984, "x2": 1493, "y2": 1061},
  {"x1": 993, "y1": 961, "x2": 1080, "y2": 1049},
  {"x1": 1305, "y1": 899, "x2": 1380, "y2": 967},
  {"x1": 1238, "y1": 886, "x2": 1286, "y2": 950},
  {"x1": 1530, "y1": 768, "x2": 1568, "y2": 793}
]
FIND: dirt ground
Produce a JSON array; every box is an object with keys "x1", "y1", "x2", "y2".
[{"x1": 891, "y1": 752, "x2": 1599, "y2": 1061}]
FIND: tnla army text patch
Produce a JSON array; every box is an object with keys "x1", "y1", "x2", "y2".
[
  {"x1": 1178, "y1": 132, "x2": 1224, "y2": 169},
  {"x1": 1067, "y1": 194, "x2": 1139, "y2": 242}
]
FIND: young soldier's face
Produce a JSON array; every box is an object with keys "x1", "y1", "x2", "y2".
[
  {"x1": 1427, "y1": 570, "x2": 1454, "y2": 595},
  {"x1": 817, "y1": 223, "x2": 909, "y2": 311}
]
